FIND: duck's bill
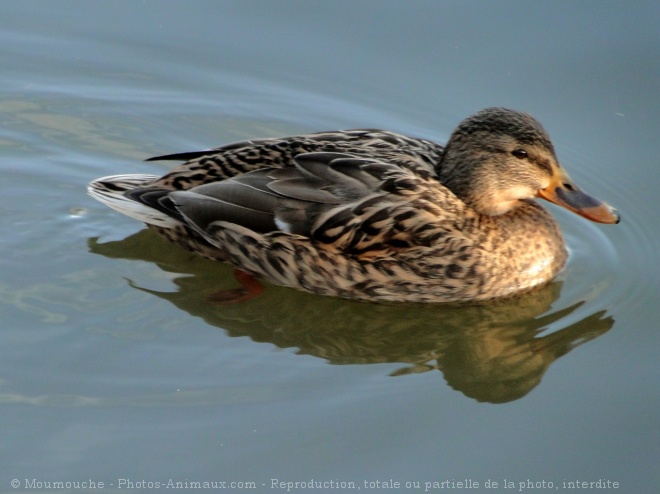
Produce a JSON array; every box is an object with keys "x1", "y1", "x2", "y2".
[{"x1": 537, "y1": 174, "x2": 620, "y2": 224}]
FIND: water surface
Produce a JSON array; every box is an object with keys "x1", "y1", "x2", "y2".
[{"x1": 1, "y1": 1, "x2": 658, "y2": 492}]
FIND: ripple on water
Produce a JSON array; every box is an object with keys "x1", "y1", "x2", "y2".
[
  {"x1": 556, "y1": 185, "x2": 654, "y2": 319},
  {"x1": 535, "y1": 131, "x2": 653, "y2": 322}
]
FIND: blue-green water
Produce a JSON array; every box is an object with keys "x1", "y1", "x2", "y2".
[{"x1": 1, "y1": 1, "x2": 658, "y2": 492}]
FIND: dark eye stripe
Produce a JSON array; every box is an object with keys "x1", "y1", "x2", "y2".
[
  {"x1": 511, "y1": 148, "x2": 554, "y2": 175},
  {"x1": 532, "y1": 158, "x2": 553, "y2": 175}
]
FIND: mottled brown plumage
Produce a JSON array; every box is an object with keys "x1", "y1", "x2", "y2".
[{"x1": 88, "y1": 108, "x2": 619, "y2": 303}]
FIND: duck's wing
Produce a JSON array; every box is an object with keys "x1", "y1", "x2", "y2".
[
  {"x1": 143, "y1": 152, "x2": 466, "y2": 259},
  {"x1": 159, "y1": 152, "x2": 391, "y2": 237}
]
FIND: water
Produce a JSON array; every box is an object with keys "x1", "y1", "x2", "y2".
[{"x1": 1, "y1": 0, "x2": 658, "y2": 492}]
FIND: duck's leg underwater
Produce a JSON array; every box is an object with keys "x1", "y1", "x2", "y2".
[{"x1": 206, "y1": 269, "x2": 265, "y2": 305}]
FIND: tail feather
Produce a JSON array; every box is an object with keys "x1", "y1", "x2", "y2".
[{"x1": 87, "y1": 174, "x2": 181, "y2": 228}]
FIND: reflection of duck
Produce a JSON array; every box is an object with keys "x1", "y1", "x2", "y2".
[
  {"x1": 89, "y1": 108, "x2": 619, "y2": 303},
  {"x1": 89, "y1": 230, "x2": 614, "y2": 403}
]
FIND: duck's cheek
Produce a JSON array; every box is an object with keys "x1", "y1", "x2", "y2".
[{"x1": 487, "y1": 186, "x2": 537, "y2": 215}]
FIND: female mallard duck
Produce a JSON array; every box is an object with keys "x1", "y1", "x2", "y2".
[{"x1": 88, "y1": 108, "x2": 619, "y2": 303}]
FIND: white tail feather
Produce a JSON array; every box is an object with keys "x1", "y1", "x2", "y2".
[{"x1": 87, "y1": 174, "x2": 180, "y2": 228}]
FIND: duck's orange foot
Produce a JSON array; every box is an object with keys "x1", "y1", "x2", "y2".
[{"x1": 206, "y1": 270, "x2": 265, "y2": 305}]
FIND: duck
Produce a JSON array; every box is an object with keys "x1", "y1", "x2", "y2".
[{"x1": 88, "y1": 107, "x2": 619, "y2": 303}]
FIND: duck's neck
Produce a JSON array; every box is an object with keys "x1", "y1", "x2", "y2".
[
  {"x1": 437, "y1": 149, "x2": 505, "y2": 216},
  {"x1": 436, "y1": 148, "x2": 486, "y2": 206}
]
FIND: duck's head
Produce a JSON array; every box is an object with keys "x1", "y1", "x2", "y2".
[{"x1": 439, "y1": 107, "x2": 619, "y2": 224}]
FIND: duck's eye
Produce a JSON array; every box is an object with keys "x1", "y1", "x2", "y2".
[{"x1": 511, "y1": 149, "x2": 528, "y2": 159}]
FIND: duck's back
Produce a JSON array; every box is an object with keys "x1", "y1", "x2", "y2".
[{"x1": 147, "y1": 129, "x2": 444, "y2": 190}]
